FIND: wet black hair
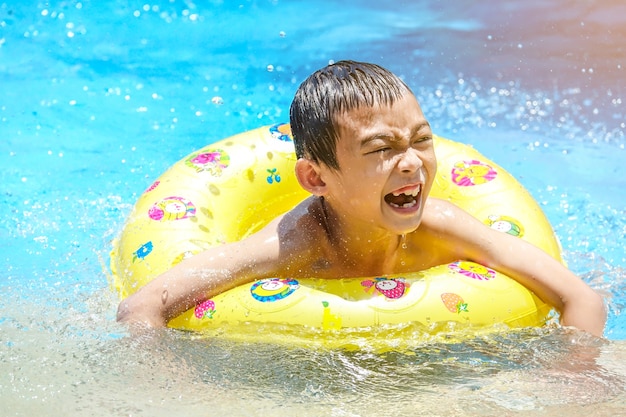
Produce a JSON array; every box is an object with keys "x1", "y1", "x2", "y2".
[{"x1": 289, "y1": 60, "x2": 413, "y2": 170}]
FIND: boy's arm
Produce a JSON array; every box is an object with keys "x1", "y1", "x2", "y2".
[
  {"x1": 428, "y1": 200, "x2": 607, "y2": 337},
  {"x1": 116, "y1": 226, "x2": 282, "y2": 328},
  {"x1": 477, "y1": 234, "x2": 606, "y2": 337}
]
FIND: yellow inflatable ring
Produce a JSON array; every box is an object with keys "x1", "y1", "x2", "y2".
[{"x1": 110, "y1": 124, "x2": 562, "y2": 346}]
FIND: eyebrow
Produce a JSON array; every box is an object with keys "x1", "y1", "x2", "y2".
[{"x1": 359, "y1": 121, "x2": 432, "y2": 147}]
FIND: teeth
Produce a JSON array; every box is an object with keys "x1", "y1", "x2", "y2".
[
  {"x1": 389, "y1": 200, "x2": 418, "y2": 209},
  {"x1": 392, "y1": 184, "x2": 421, "y2": 197},
  {"x1": 388, "y1": 184, "x2": 421, "y2": 209}
]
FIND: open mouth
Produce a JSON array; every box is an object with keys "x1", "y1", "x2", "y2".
[{"x1": 384, "y1": 184, "x2": 421, "y2": 209}]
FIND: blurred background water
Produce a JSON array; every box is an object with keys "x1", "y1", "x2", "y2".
[{"x1": 1, "y1": 1, "x2": 625, "y2": 415}]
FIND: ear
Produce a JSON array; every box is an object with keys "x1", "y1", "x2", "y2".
[{"x1": 295, "y1": 158, "x2": 327, "y2": 196}]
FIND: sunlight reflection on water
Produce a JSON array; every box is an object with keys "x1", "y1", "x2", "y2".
[{"x1": 1, "y1": 0, "x2": 625, "y2": 415}]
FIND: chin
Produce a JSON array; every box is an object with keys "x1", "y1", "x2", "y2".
[
  {"x1": 388, "y1": 220, "x2": 422, "y2": 236},
  {"x1": 383, "y1": 211, "x2": 424, "y2": 235}
]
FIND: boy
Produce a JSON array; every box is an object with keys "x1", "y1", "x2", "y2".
[{"x1": 117, "y1": 60, "x2": 606, "y2": 337}]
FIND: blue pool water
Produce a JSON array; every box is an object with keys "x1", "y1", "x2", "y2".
[{"x1": 1, "y1": 1, "x2": 625, "y2": 415}]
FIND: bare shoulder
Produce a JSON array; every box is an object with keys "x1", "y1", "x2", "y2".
[
  {"x1": 243, "y1": 196, "x2": 330, "y2": 275},
  {"x1": 418, "y1": 196, "x2": 534, "y2": 262},
  {"x1": 413, "y1": 197, "x2": 499, "y2": 261},
  {"x1": 164, "y1": 196, "x2": 325, "y2": 288},
  {"x1": 421, "y1": 197, "x2": 480, "y2": 233},
  {"x1": 279, "y1": 197, "x2": 330, "y2": 253}
]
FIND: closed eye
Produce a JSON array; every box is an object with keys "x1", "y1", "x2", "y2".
[
  {"x1": 412, "y1": 135, "x2": 433, "y2": 147},
  {"x1": 367, "y1": 147, "x2": 391, "y2": 154},
  {"x1": 362, "y1": 137, "x2": 392, "y2": 155}
]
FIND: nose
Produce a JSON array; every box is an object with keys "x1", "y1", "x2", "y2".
[{"x1": 397, "y1": 148, "x2": 422, "y2": 173}]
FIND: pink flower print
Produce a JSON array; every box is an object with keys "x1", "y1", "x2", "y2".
[
  {"x1": 186, "y1": 149, "x2": 230, "y2": 176},
  {"x1": 192, "y1": 151, "x2": 222, "y2": 165},
  {"x1": 451, "y1": 160, "x2": 497, "y2": 186},
  {"x1": 449, "y1": 261, "x2": 496, "y2": 281}
]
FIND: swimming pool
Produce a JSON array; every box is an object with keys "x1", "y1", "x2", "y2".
[{"x1": 1, "y1": 0, "x2": 625, "y2": 415}]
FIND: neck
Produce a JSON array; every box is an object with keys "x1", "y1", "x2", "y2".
[{"x1": 318, "y1": 197, "x2": 406, "y2": 275}]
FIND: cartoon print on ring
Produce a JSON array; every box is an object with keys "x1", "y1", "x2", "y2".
[
  {"x1": 441, "y1": 293, "x2": 469, "y2": 314},
  {"x1": 148, "y1": 196, "x2": 196, "y2": 221},
  {"x1": 484, "y1": 214, "x2": 524, "y2": 237},
  {"x1": 269, "y1": 123, "x2": 293, "y2": 142},
  {"x1": 194, "y1": 299, "x2": 216, "y2": 319},
  {"x1": 361, "y1": 277, "x2": 409, "y2": 299},
  {"x1": 132, "y1": 241, "x2": 153, "y2": 262},
  {"x1": 266, "y1": 167, "x2": 281, "y2": 184},
  {"x1": 250, "y1": 278, "x2": 300, "y2": 302}
]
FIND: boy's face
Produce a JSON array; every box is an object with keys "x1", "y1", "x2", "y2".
[{"x1": 319, "y1": 93, "x2": 436, "y2": 235}]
